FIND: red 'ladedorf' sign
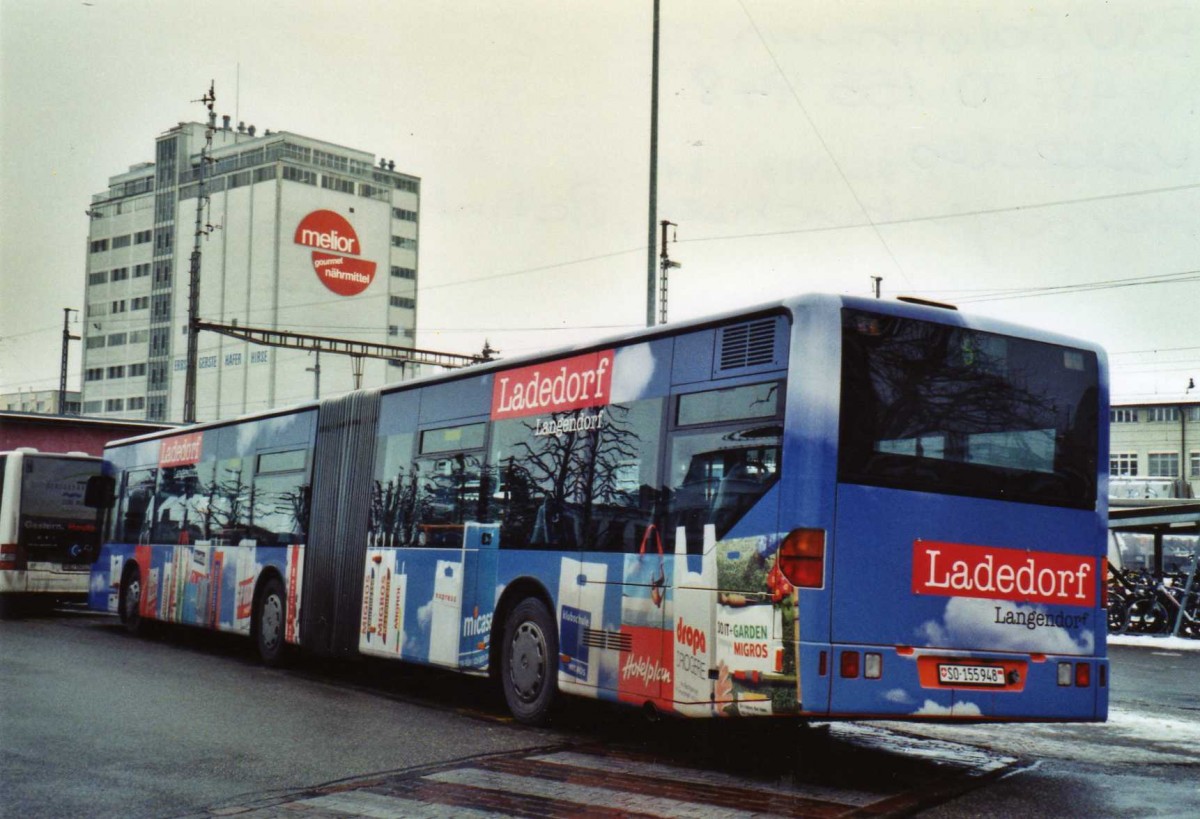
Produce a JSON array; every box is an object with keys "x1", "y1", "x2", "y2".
[
  {"x1": 491, "y1": 350, "x2": 614, "y2": 420},
  {"x1": 160, "y1": 432, "x2": 203, "y2": 467},
  {"x1": 913, "y1": 540, "x2": 1097, "y2": 608}
]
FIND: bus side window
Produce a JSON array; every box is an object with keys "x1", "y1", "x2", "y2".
[
  {"x1": 251, "y1": 449, "x2": 310, "y2": 546},
  {"x1": 118, "y1": 468, "x2": 158, "y2": 544},
  {"x1": 412, "y1": 423, "x2": 488, "y2": 548},
  {"x1": 666, "y1": 382, "x2": 783, "y2": 554}
]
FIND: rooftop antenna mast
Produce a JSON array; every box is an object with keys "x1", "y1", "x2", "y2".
[{"x1": 183, "y1": 80, "x2": 218, "y2": 423}]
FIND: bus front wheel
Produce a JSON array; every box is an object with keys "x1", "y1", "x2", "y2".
[
  {"x1": 254, "y1": 576, "x2": 289, "y2": 667},
  {"x1": 500, "y1": 597, "x2": 558, "y2": 725}
]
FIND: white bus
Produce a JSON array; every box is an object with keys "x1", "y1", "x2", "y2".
[{"x1": 0, "y1": 449, "x2": 104, "y2": 612}]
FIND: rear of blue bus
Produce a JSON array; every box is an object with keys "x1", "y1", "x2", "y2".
[
  {"x1": 0, "y1": 452, "x2": 103, "y2": 604},
  {"x1": 789, "y1": 298, "x2": 1108, "y2": 722}
]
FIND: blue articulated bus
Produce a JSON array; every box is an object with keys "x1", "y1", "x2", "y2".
[{"x1": 88, "y1": 294, "x2": 1109, "y2": 724}]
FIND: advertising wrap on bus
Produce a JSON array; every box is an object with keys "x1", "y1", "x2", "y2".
[{"x1": 86, "y1": 294, "x2": 1109, "y2": 726}]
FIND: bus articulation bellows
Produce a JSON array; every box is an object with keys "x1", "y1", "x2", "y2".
[{"x1": 87, "y1": 294, "x2": 1109, "y2": 724}]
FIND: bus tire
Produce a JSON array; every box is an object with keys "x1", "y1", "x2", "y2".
[
  {"x1": 254, "y1": 576, "x2": 289, "y2": 667},
  {"x1": 120, "y1": 565, "x2": 148, "y2": 636},
  {"x1": 500, "y1": 597, "x2": 558, "y2": 725}
]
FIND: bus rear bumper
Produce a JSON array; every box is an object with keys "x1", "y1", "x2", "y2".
[{"x1": 822, "y1": 644, "x2": 1108, "y2": 722}]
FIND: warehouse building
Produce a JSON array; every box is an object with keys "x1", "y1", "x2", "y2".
[{"x1": 81, "y1": 117, "x2": 420, "y2": 422}]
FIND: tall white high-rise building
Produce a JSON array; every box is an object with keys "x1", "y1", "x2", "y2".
[{"x1": 82, "y1": 118, "x2": 420, "y2": 422}]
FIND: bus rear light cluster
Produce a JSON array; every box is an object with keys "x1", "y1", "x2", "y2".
[
  {"x1": 779, "y1": 528, "x2": 825, "y2": 588},
  {"x1": 1058, "y1": 661, "x2": 1092, "y2": 687},
  {"x1": 864, "y1": 653, "x2": 883, "y2": 679},
  {"x1": 839, "y1": 651, "x2": 883, "y2": 679},
  {"x1": 0, "y1": 543, "x2": 23, "y2": 571}
]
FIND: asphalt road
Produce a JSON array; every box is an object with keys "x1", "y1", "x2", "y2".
[
  {"x1": 2, "y1": 610, "x2": 1197, "y2": 817},
  {"x1": 0, "y1": 611, "x2": 563, "y2": 818}
]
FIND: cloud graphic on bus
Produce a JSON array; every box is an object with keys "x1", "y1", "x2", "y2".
[
  {"x1": 884, "y1": 688, "x2": 914, "y2": 705},
  {"x1": 917, "y1": 597, "x2": 1094, "y2": 656},
  {"x1": 913, "y1": 699, "x2": 983, "y2": 718},
  {"x1": 610, "y1": 344, "x2": 656, "y2": 403},
  {"x1": 417, "y1": 600, "x2": 434, "y2": 631}
]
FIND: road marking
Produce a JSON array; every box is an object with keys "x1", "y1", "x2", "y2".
[{"x1": 219, "y1": 728, "x2": 1018, "y2": 818}]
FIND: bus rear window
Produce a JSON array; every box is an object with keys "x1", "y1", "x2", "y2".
[{"x1": 838, "y1": 309, "x2": 1099, "y2": 509}]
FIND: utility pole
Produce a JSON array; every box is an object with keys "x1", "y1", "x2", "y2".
[
  {"x1": 646, "y1": 0, "x2": 661, "y2": 328},
  {"x1": 658, "y1": 220, "x2": 680, "y2": 325},
  {"x1": 59, "y1": 307, "x2": 79, "y2": 415},
  {"x1": 306, "y1": 351, "x2": 321, "y2": 400},
  {"x1": 871, "y1": 276, "x2": 883, "y2": 299},
  {"x1": 183, "y1": 81, "x2": 217, "y2": 424}
]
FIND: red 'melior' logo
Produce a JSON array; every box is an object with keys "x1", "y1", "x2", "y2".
[
  {"x1": 913, "y1": 540, "x2": 1097, "y2": 608},
  {"x1": 294, "y1": 210, "x2": 377, "y2": 296}
]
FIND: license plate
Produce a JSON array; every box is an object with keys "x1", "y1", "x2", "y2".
[{"x1": 937, "y1": 663, "x2": 1006, "y2": 687}]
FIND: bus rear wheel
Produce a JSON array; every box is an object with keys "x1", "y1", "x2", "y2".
[
  {"x1": 254, "y1": 576, "x2": 289, "y2": 667},
  {"x1": 500, "y1": 597, "x2": 558, "y2": 725}
]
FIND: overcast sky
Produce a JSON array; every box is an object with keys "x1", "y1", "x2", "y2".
[{"x1": 1, "y1": 0, "x2": 1197, "y2": 403}]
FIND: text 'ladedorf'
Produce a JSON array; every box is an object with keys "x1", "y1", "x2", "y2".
[{"x1": 913, "y1": 540, "x2": 1096, "y2": 608}]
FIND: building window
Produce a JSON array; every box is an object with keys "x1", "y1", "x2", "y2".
[
  {"x1": 129, "y1": 363, "x2": 147, "y2": 377},
  {"x1": 105, "y1": 398, "x2": 125, "y2": 412},
  {"x1": 107, "y1": 365, "x2": 126, "y2": 379},
  {"x1": 391, "y1": 236, "x2": 417, "y2": 250},
  {"x1": 151, "y1": 295, "x2": 171, "y2": 321},
  {"x1": 135, "y1": 230, "x2": 153, "y2": 244},
  {"x1": 107, "y1": 333, "x2": 127, "y2": 347},
  {"x1": 134, "y1": 263, "x2": 151, "y2": 278},
  {"x1": 320, "y1": 174, "x2": 355, "y2": 194},
  {"x1": 153, "y1": 261, "x2": 171, "y2": 284},
  {"x1": 1191, "y1": 451, "x2": 1200, "y2": 478},
  {"x1": 387, "y1": 325, "x2": 399, "y2": 336},
  {"x1": 389, "y1": 296, "x2": 415, "y2": 309},
  {"x1": 1147, "y1": 407, "x2": 1180, "y2": 423},
  {"x1": 85, "y1": 368, "x2": 104, "y2": 382},
  {"x1": 253, "y1": 166, "x2": 276, "y2": 184},
  {"x1": 111, "y1": 234, "x2": 132, "y2": 249},
  {"x1": 131, "y1": 296, "x2": 150, "y2": 311},
  {"x1": 1110, "y1": 408, "x2": 1138, "y2": 424},
  {"x1": 88, "y1": 271, "x2": 109, "y2": 286},
  {"x1": 313, "y1": 149, "x2": 349, "y2": 173},
  {"x1": 127, "y1": 397, "x2": 146, "y2": 411},
  {"x1": 86, "y1": 336, "x2": 106, "y2": 350},
  {"x1": 111, "y1": 300, "x2": 127, "y2": 313},
  {"x1": 90, "y1": 239, "x2": 109, "y2": 253},
  {"x1": 83, "y1": 400, "x2": 102, "y2": 413},
  {"x1": 392, "y1": 208, "x2": 417, "y2": 222},
  {"x1": 1147, "y1": 452, "x2": 1180, "y2": 478},
  {"x1": 390, "y1": 266, "x2": 416, "y2": 280},
  {"x1": 111, "y1": 267, "x2": 129, "y2": 282},
  {"x1": 1110, "y1": 453, "x2": 1138, "y2": 477},
  {"x1": 282, "y1": 166, "x2": 316, "y2": 186},
  {"x1": 228, "y1": 170, "x2": 252, "y2": 189}
]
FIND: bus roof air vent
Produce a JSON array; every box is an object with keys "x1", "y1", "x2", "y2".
[{"x1": 716, "y1": 317, "x2": 782, "y2": 375}]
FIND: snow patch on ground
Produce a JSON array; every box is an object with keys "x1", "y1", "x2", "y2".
[
  {"x1": 868, "y1": 706, "x2": 1200, "y2": 766},
  {"x1": 1108, "y1": 634, "x2": 1200, "y2": 652}
]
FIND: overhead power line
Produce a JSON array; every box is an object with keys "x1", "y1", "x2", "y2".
[{"x1": 954, "y1": 269, "x2": 1199, "y2": 304}]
